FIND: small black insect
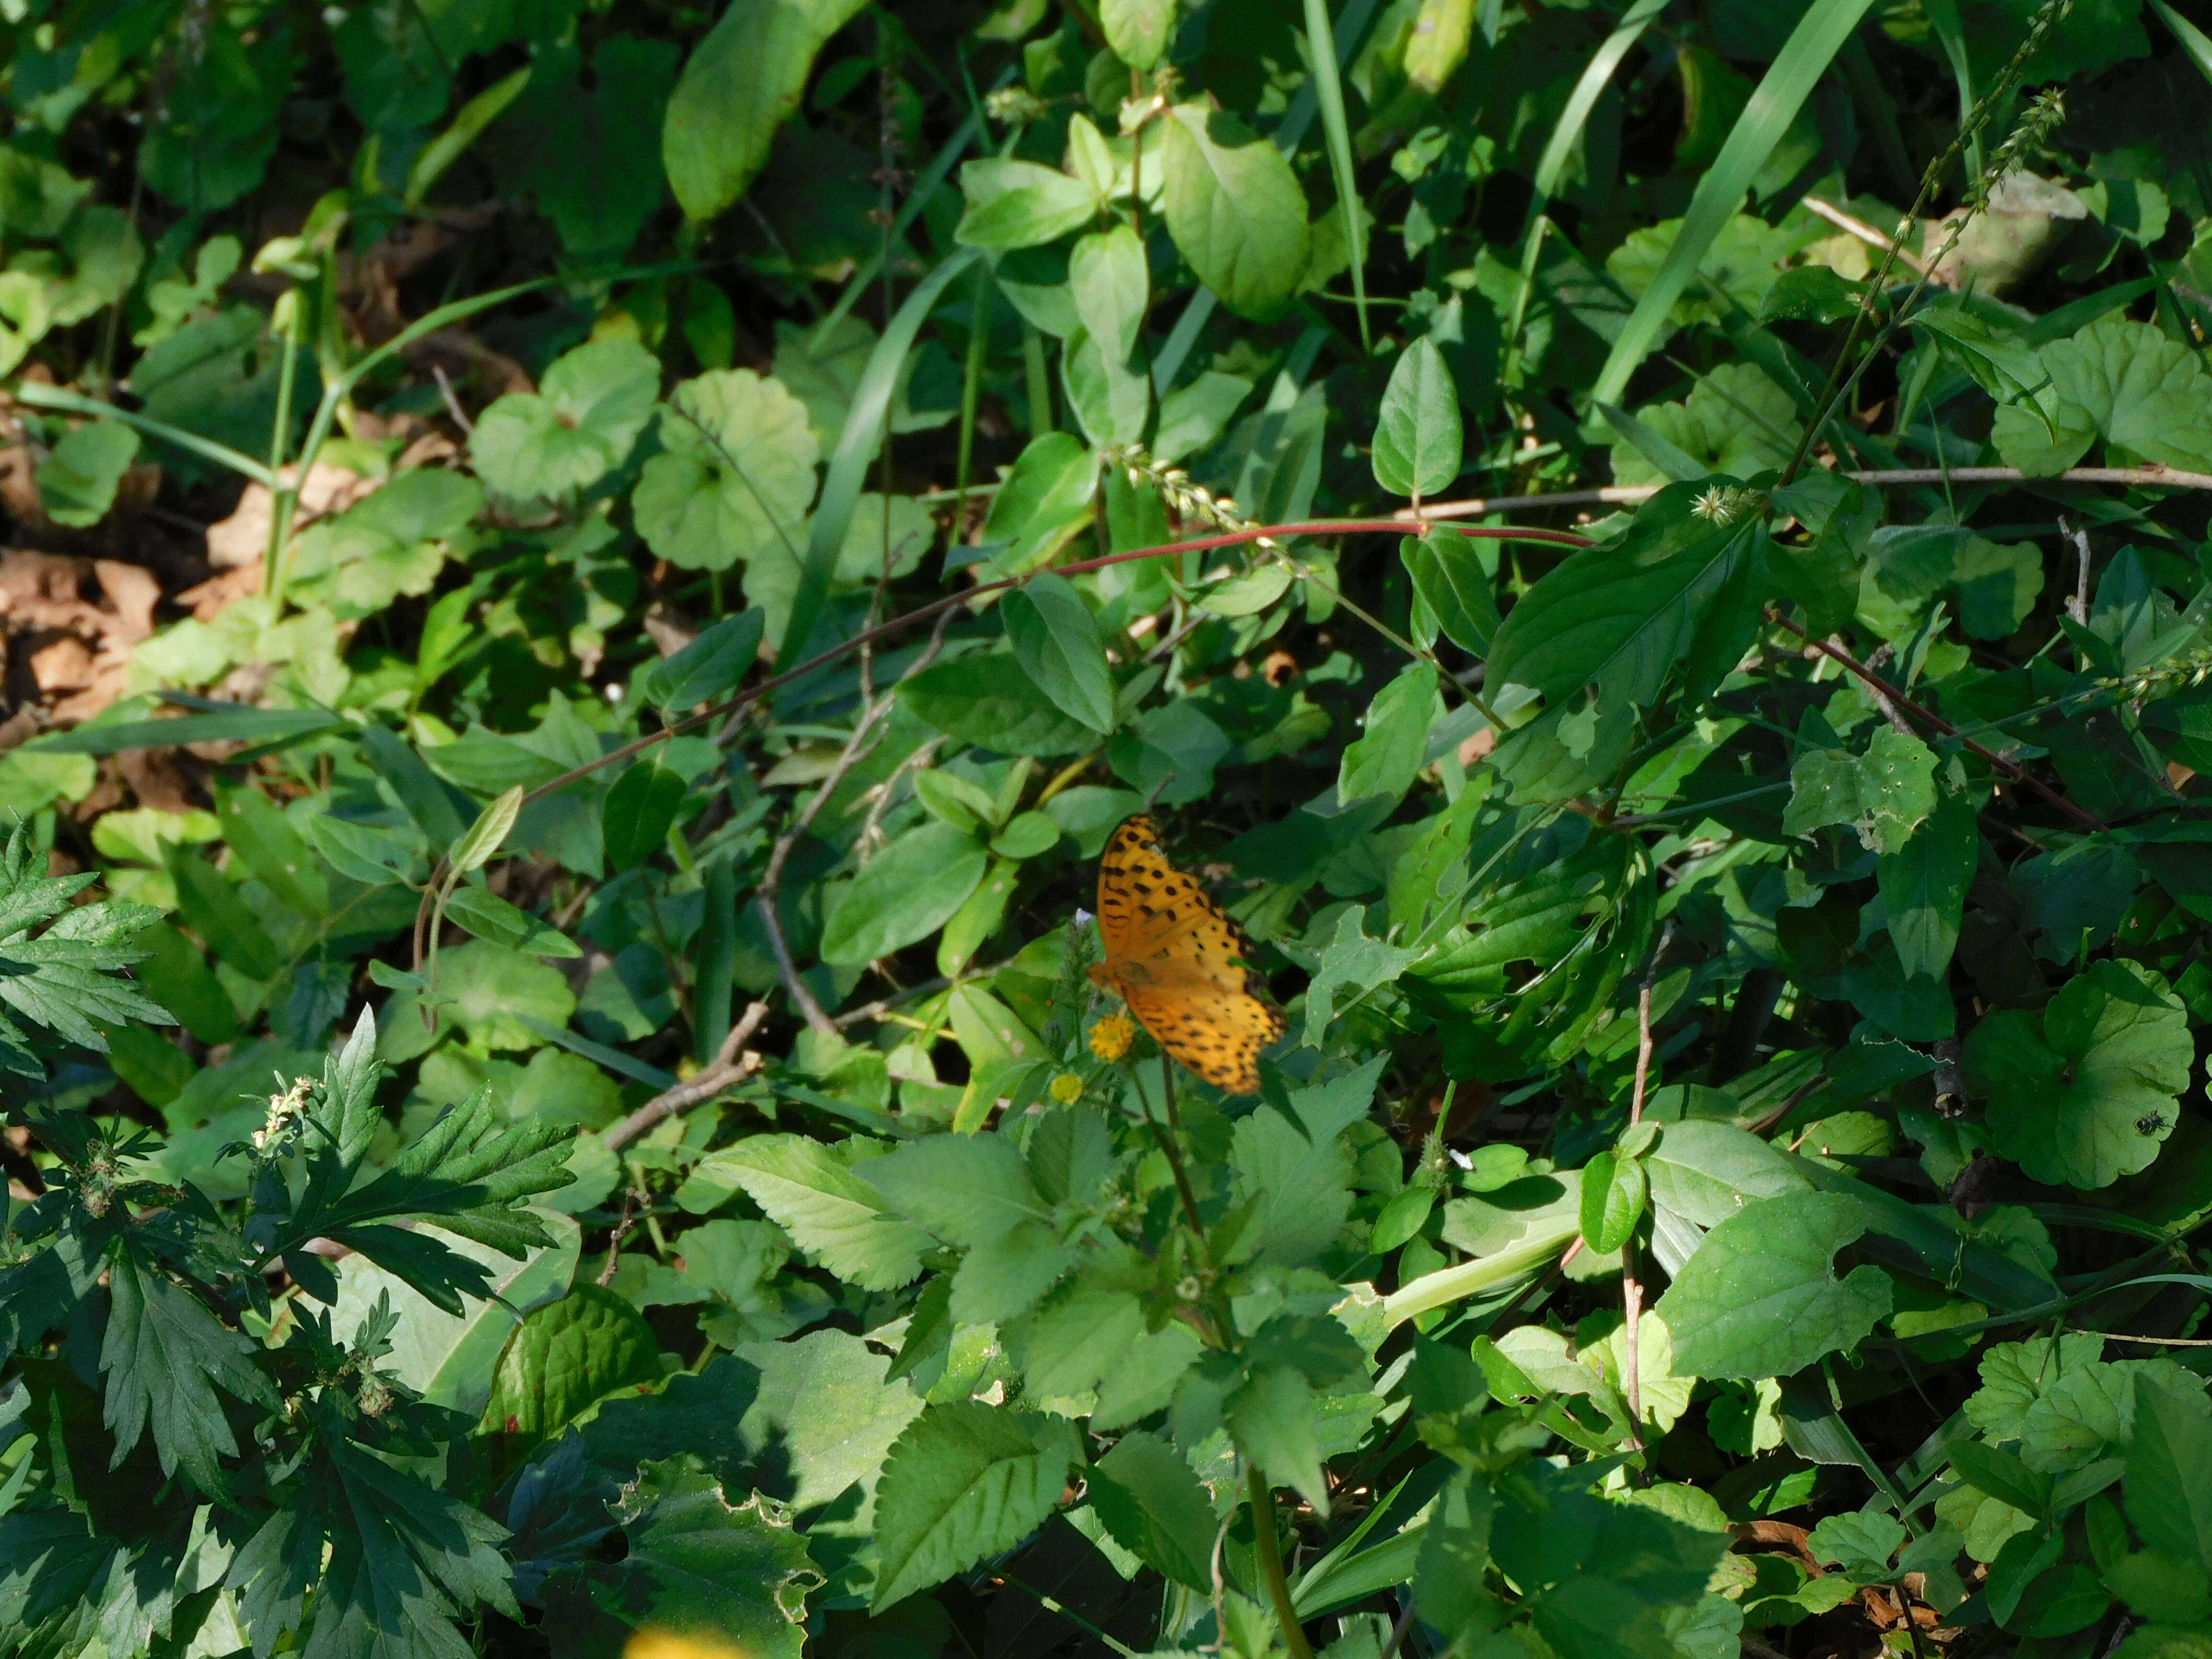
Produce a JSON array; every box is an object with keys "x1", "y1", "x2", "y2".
[{"x1": 2137, "y1": 1112, "x2": 2170, "y2": 1136}]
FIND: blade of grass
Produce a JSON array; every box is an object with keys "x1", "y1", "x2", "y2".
[
  {"x1": 777, "y1": 244, "x2": 985, "y2": 674},
  {"x1": 2150, "y1": 0, "x2": 2212, "y2": 86},
  {"x1": 1922, "y1": 0, "x2": 1984, "y2": 179},
  {"x1": 1302, "y1": 0, "x2": 1369, "y2": 353},
  {"x1": 1150, "y1": 0, "x2": 1379, "y2": 392},
  {"x1": 1590, "y1": 0, "x2": 1882, "y2": 407},
  {"x1": 14, "y1": 384, "x2": 277, "y2": 488},
  {"x1": 1529, "y1": 0, "x2": 1670, "y2": 208},
  {"x1": 810, "y1": 75, "x2": 1007, "y2": 352}
]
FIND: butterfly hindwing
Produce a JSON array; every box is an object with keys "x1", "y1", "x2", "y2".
[{"x1": 1094, "y1": 815, "x2": 1284, "y2": 1094}]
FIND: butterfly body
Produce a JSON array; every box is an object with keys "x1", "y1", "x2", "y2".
[{"x1": 1090, "y1": 816, "x2": 1285, "y2": 1094}]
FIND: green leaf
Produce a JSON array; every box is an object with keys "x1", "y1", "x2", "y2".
[
  {"x1": 1016, "y1": 1276, "x2": 1149, "y2": 1400},
  {"x1": 481, "y1": 1283, "x2": 661, "y2": 1445},
  {"x1": 819, "y1": 821, "x2": 988, "y2": 968},
  {"x1": 1230, "y1": 1365, "x2": 1329, "y2": 1515},
  {"x1": 1102, "y1": 0, "x2": 1173, "y2": 69},
  {"x1": 1879, "y1": 785, "x2": 1978, "y2": 980},
  {"x1": 1488, "y1": 481, "x2": 1764, "y2": 714},
  {"x1": 164, "y1": 844, "x2": 283, "y2": 980},
  {"x1": 468, "y1": 338, "x2": 661, "y2": 501},
  {"x1": 1993, "y1": 316, "x2": 2212, "y2": 476},
  {"x1": 861, "y1": 1129, "x2": 1071, "y2": 1323},
  {"x1": 601, "y1": 759, "x2": 686, "y2": 873},
  {"x1": 1160, "y1": 103, "x2": 1312, "y2": 322},
  {"x1": 954, "y1": 159, "x2": 1103, "y2": 251},
  {"x1": 1579, "y1": 1149, "x2": 1647, "y2": 1254},
  {"x1": 1782, "y1": 727, "x2": 1938, "y2": 855},
  {"x1": 661, "y1": 0, "x2": 869, "y2": 219},
  {"x1": 449, "y1": 784, "x2": 524, "y2": 876},
  {"x1": 635, "y1": 369, "x2": 820, "y2": 574},
  {"x1": 100, "y1": 1248, "x2": 279, "y2": 1488},
  {"x1": 435, "y1": 941, "x2": 578, "y2": 1052},
  {"x1": 680, "y1": 1135, "x2": 935, "y2": 1292},
  {"x1": 1605, "y1": 364, "x2": 1801, "y2": 490},
  {"x1": 902, "y1": 655, "x2": 1098, "y2": 757},
  {"x1": 1005, "y1": 574, "x2": 1116, "y2": 735},
  {"x1": 208, "y1": 782, "x2": 327, "y2": 922},
  {"x1": 28, "y1": 702, "x2": 347, "y2": 755},
  {"x1": 1591, "y1": 0, "x2": 1881, "y2": 403},
  {"x1": 544, "y1": 1455, "x2": 821, "y2": 1658},
  {"x1": 1964, "y1": 959, "x2": 2189, "y2": 1190},
  {"x1": 1768, "y1": 473, "x2": 1875, "y2": 639},
  {"x1": 1400, "y1": 529, "x2": 1500, "y2": 655},
  {"x1": 1373, "y1": 338, "x2": 1462, "y2": 500},
  {"x1": 2128, "y1": 1373, "x2": 2212, "y2": 1568},
  {"x1": 1088, "y1": 1430, "x2": 1218, "y2": 1591},
  {"x1": 643, "y1": 611, "x2": 768, "y2": 714},
  {"x1": 1230, "y1": 1103, "x2": 1357, "y2": 1268},
  {"x1": 289, "y1": 468, "x2": 482, "y2": 620},
  {"x1": 1656, "y1": 1191, "x2": 1893, "y2": 1380},
  {"x1": 35, "y1": 420, "x2": 139, "y2": 527},
  {"x1": 304, "y1": 814, "x2": 421, "y2": 888},
  {"x1": 1301, "y1": 908, "x2": 1420, "y2": 1049},
  {"x1": 783, "y1": 248, "x2": 981, "y2": 668},
  {"x1": 1338, "y1": 662, "x2": 1438, "y2": 808},
  {"x1": 444, "y1": 885, "x2": 582, "y2": 958},
  {"x1": 979, "y1": 432, "x2": 1099, "y2": 574},
  {"x1": 871, "y1": 1401, "x2": 1078, "y2": 1608},
  {"x1": 1805, "y1": 1512, "x2": 1905, "y2": 1582}
]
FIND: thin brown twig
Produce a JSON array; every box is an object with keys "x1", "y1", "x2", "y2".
[
  {"x1": 603, "y1": 1000, "x2": 771, "y2": 1152},
  {"x1": 1767, "y1": 608, "x2": 2109, "y2": 831},
  {"x1": 1799, "y1": 196, "x2": 1934, "y2": 276}
]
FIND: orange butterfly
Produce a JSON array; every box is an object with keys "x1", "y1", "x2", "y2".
[{"x1": 1087, "y1": 816, "x2": 1285, "y2": 1094}]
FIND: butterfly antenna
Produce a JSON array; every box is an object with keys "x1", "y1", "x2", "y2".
[{"x1": 1142, "y1": 769, "x2": 1179, "y2": 813}]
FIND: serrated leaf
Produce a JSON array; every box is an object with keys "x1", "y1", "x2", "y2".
[
  {"x1": 1088, "y1": 1430, "x2": 1216, "y2": 1591},
  {"x1": 545, "y1": 1455, "x2": 820, "y2": 1659},
  {"x1": 871, "y1": 1402, "x2": 1077, "y2": 1608},
  {"x1": 100, "y1": 1249, "x2": 279, "y2": 1488},
  {"x1": 682, "y1": 1135, "x2": 933, "y2": 1292},
  {"x1": 1993, "y1": 315, "x2": 2212, "y2": 476}
]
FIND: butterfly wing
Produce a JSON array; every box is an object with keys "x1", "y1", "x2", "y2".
[{"x1": 1096, "y1": 815, "x2": 1284, "y2": 1094}]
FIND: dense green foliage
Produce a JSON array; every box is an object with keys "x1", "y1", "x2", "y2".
[{"x1": 5, "y1": 0, "x2": 2212, "y2": 1656}]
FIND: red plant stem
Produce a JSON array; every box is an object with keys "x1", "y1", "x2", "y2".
[
  {"x1": 513, "y1": 518, "x2": 1590, "y2": 810},
  {"x1": 1766, "y1": 608, "x2": 2107, "y2": 831}
]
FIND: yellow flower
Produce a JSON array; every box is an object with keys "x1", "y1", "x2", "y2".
[
  {"x1": 1088, "y1": 1014, "x2": 1136, "y2": 1062},
  {"x1": 1049, "y1": 1072, "x2": 1085, "y2": 1105}
]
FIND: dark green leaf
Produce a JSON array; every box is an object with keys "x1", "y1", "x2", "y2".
[
  {"x1": 480, "y1": 1284, "x2": 661, "y2": 1447},
  {"x1": 662, "y1": 0, "x2": 870, "y2": 219},
  {"x1": 601, "y1": 761, "x2": 685, "y2": 872},
  {"x1": 871, "y1": 1402, "x2": 1077, "y2": 1607},
  {"x1": 1656, "y1": 1191, "x2": 1893, "y2": 1379},
  {"x1": 1004, "y1": 574, "x2": 1116, "y2": 734},
  {"x1": 1401, "y1": 529, "x2": 1500, "y2": 655},
  {"x1": 642, "y1": 610, "x2": 768, "y2": 712},
  {"x1": 1088, "y1": 1430, "x2": 1217, "y2": 1591}
]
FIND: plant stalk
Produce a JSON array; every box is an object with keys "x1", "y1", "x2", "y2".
[{"x1": 1248, "y1": 1465, "x2": 1315, "y2": 1659}]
